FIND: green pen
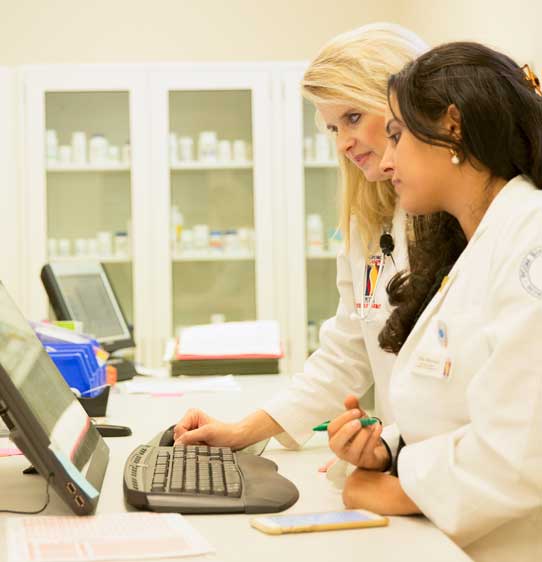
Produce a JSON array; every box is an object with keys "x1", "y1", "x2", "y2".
[{"x1": 312, "y1": 417, "x2": 380, "y2": 432}]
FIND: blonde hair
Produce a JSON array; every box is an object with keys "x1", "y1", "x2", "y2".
[{"x1": 302, "y1": 22, "x2": 428, "y2": 254}]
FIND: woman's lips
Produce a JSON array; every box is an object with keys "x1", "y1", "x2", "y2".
[{"x1": 354, "y1": 152, "x2": 371, "y2": 167}]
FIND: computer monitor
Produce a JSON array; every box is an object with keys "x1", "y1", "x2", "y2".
[
  {"x1": 0, "y1": 281, "x2": 109, "y2": 515},
  {"x1": 41, "y1": 261, "x2": 134, "y2": 354}
]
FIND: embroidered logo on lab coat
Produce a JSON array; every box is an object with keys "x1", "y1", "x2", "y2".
[
  {"x1": 519, "y1": 247, "x2": 542, "y2": 299},
  {"x1": 363, "y1": 254, "x2": 382, "y2": 309},
  {"x1": 437, "y1": 321, "x2": 448, "y2": 347}
]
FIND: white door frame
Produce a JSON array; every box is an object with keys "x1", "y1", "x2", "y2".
[{"x1": 279, "y1": 64, "x2": 308, "y2": 373}]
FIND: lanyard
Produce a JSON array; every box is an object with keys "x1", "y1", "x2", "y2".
[
  {"x1": 359, "y1": 230, "x2": 397, "y2": 321},
  {"x1": 359, "y1": 252, "x2": 387, "y2": 321}
]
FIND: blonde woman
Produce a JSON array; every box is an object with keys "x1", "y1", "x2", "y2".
[{"x1": 173, "y1": 23, "x2": 428, "y2": 451}]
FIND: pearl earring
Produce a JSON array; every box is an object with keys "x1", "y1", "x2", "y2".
[{"x1": 450, "y1": 149, "x2": 460, "y2": 165}]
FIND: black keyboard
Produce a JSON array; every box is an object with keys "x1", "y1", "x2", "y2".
[
  {"x1": 123, "y1": 443, "x2": 299, "y2": 514},
  {"x1": 152, "y1": 445, "x2": 241, "y2": 497}
]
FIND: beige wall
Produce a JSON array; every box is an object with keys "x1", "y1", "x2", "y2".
[
  {"x1": 1, "y1": 1, "x2": 539, "y2": 70},
  {"x1": 0, "y1": 0, "x2": 399, "y2": 65},
  {"x1": 399, "y1": 0, "x2": 540, "y2": 69}
]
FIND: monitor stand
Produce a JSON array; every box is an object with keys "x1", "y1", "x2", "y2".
[{"x1": 107, "y1": 356, "x2": 137, "y2": 381}]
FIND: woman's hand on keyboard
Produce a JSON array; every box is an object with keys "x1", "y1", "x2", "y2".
[
  {"x1": 173, "y1": 408, "x2": 283, "y2": 450},
  {"x1": 173, "y1": 409, "x2": 243, "y2": 449}
]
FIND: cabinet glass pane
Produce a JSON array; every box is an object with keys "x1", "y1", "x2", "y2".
[
  {"x1": 169, "y1": 90, "x2": 256, "y2": 334},
  {"x1": 45, "y1": 91, "x2": 134, "y2": 324},
  {"x1": 303, "y1": 100, "x2": 340, "y2": 353}
]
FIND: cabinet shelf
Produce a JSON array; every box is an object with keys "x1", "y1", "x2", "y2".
[
  {"x1": 172, "y1": 251, "x2": 255, "y2": 262},
  {"x1": 306, "y1": 250, "x2": 338, "y2": 260},
  {"x1": 47, "y1": 163, "x2": 130, "y2": 172},
  {"x1": 304, "y1": 160, "x2": 338, "y2": 168},
  {"x1": 49, "y1": 255, "x2": 131, "y2": 264},
  {"x1": 170, "y1": 161, "x2": 253, "y2": 171}
]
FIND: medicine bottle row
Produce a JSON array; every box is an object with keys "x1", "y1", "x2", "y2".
[
  {"x1": 45, "y1": 130, "x2": 130, "y2": 166},
  {"x1": 170, "y1": 207, "x2": 255, "y2": 256},
  {"x1": 169, "y1": 131, "x2": 252, "y2": 165},
  {"x1": 306, "y1": 214, "x2": 343, "y2": 255},
  {"x1": 48, "y1": 231, "x2": 131, "y2": 259},
  {"x1": 174, "y1": 226, "x2": 256, "y2": 257},
  {"x1": 303, "y1": 133, "x2": 337, "y2": 163}
]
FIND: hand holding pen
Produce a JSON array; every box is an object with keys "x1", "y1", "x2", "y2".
[{"x1": 322, "y1": 394, "x2": 391, "y2": 471}]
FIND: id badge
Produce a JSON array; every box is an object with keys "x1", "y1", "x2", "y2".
[
  {"x1": 412, "y1": 353, "x2": 452, "y2": 380},
  {"x1": 356, "y1": 254, "x2": 384, "y2": 318},
  {"x1": 411, "y1": 320, "x2": 452, "y2": 380},
  {"x1": 363, "y1": 254, "x2": 383, "y2": 311}
]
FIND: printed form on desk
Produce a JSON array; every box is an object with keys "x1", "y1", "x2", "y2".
[
  {"x1": 7, "y1": 512, "x2": 218, "y2": 562},
  {"x1": 174, "y1": 320, "x2": 282, "y2": 359}
]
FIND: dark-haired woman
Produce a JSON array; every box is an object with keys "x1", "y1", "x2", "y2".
[{"x1": 326, "y1": 42, "x2": 542, "y2": 562}]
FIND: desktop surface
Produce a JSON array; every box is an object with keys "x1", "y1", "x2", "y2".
[{"x1": 0, "y1": 375, "x2": 472, "y2": 562}]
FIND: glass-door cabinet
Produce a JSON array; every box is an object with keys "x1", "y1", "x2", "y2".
[
  {"x1": 21, "y1": 66, "x2": 153, "y2": 364},
  {"x1": 0, "y1": 67, "x2": 20, "y2": 306},
  {"x1": 281, "y1": 66, "x2": 341, "y2": 372},
  {"x1": 149, "y1": 65, "x2": 278, "y2": 366}
]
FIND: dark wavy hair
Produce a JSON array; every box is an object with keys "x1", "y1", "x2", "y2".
[{"x1": 379, "y1": 41, "x2": 542, "y2": 354}]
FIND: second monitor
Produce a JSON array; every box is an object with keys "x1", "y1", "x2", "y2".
[{"x1": 41, "y1": 261, "x2": 137, "y2": 381}]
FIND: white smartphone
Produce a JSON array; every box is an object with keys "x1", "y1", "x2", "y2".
[{"x1": 250, "y1": 509, "x2": 389, "y2": 535}]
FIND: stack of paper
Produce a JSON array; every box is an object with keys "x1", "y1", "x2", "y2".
[
  {"x1": 166, "y1": 321, "x2": 283, "y2": 376},
  {"x1": 7, "y1": 512, "x2": 215, "y2": 562}
]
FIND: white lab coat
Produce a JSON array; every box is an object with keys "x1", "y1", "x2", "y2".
[
  {"x1": 383, "y1": 176, "x2": 542, "y2": 562},
  {"x1": 264, "y1": 205, "x2": 408, "y2": 448}
]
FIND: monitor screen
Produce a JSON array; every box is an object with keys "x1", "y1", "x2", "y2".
[
  {"x1": 55, "y1": 274, "x2": 125, "y2": 340},
  {"x1": 41, "y1": 261, "x2": 134, "y2": 352},
  {"x1": 0, "y1": 282, "x2": 109, "y2": 514}
]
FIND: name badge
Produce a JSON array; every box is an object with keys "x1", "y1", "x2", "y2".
[
  {"x1": 412, "y1": 353, "x2": 452, "y2": 380},
  {"x1": 412, "y1": 320, "x2": 452, "y2": 380}
]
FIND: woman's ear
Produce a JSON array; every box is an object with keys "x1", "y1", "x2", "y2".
[{"x1": 443, "y1": 104, "x2": 462, "y2": 139}]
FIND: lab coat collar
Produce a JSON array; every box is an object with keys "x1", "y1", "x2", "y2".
[
  {"x1": 468, "y1": 175, "x2": 536, "y2": 244},
  {"x1": 397, "y1": 175, "x2": 537, "y2": 361}
]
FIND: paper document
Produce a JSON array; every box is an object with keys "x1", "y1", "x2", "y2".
[
  {"x1": 123, "y1": 374, "x2": 241, "y2": 395},
  {"x1": 7, "y1": 512, "x2": 214, "y2": 562},
  {"x1": 0, "y1": 447, "x2": 22, "y2": 457},
  {"x1": 175, "y1": 320, "x2": 282, "y2": 359},
  {"x1": 134, "y1": 364, "x2": 170, "y2": 378}
]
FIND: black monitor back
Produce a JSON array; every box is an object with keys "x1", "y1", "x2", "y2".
[{"x1": 0, "y1": 281, "x2": 109, "y2": 514}]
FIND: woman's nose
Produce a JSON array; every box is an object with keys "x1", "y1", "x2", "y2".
[
  {"x1": 335, "y1": 128, "x2": 354, "y2": 155},
  {"x1": 379, "y1": 143, "x2": 395, "y2": 175}
]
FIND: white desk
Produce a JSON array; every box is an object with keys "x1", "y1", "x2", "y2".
[{"x1": 0, "y1": 375, "x2": 472, "y2": 562}]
